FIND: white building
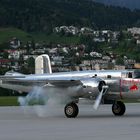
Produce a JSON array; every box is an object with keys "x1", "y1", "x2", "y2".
[{"x1": 127, "y1": 27, "x2": 140, "y2": 35}]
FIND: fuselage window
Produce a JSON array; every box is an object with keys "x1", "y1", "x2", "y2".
[
  {"x1": 107, "y1": 75, "x2": 111, "y2": 79},
  {"x1": 128, "y1": 72, "x2": 132, "y2": 78}
]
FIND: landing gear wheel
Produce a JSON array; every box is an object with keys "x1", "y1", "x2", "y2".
[
  {"x1": 64, "y1": 102, "x2": 79, "y2": 118},
  {"x1": 112, "y1": 101, "x2": 126, "y2": 116}
]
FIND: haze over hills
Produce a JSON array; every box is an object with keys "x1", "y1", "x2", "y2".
[{"x1": 93, "y1": 0, "x2": 140, "y2": 10}]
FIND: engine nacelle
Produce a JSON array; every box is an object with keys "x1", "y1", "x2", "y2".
[{"x1": 80, "y1": 77, "x2": 106, "y2": 98}]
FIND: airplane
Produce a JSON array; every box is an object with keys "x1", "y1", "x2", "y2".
[{"x1": 0, "y1": 56, "x2": 140, "y2": 118}]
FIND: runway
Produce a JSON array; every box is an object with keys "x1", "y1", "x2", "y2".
[{"x1": 0, "y1": 103, "x2": 140, "y2": 140}]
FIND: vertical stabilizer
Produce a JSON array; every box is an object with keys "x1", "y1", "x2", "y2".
[{"x1": 35, "y1": 54, "x2": 52, "y2": 74}]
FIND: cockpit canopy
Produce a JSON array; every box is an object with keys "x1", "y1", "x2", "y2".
[
  {"x1": 133, "y1": 70, "x2": 140, "y2": 78},
  {"x1": 122, "y1": 70, "x2": 140, "y2": 79}
]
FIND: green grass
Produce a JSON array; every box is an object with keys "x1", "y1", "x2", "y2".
[
  {"x1": 0, "y1": 27, "x2": 81, "y2": 46},
  {"x1": 123, "y1": 99, "x2": 140, "y2": 103},
  {"x1": 0, "y1": 96, "x2": 140, "y2": 106},
  {"x1": 31, "y1": 33, "x2": 81, "y2": 44},
  {"x1": 0, "y1": 96, "x2": 19, "y2": 106},
  {"x1": 0, "y1": 27, "x2": 31, "y2": 44},
  {"x1": 0, "y1": 96, "x2": 45, "y2": 106}
]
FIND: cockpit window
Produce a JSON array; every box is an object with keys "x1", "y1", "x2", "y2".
[{"x1": 134, "y1": 71, "x2": 140, "y2": 78}]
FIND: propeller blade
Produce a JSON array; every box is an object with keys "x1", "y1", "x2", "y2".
[
  {"x1": 93, "y1": 89, "x2": 103, "y2": 110},
  {"x1": 93, "y1": 85, "x2": 108, "y2": 110}
]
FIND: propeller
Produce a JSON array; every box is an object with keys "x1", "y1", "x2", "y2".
[{"x1": 93, "y1": 85, "x2": 108, "y2": 110}]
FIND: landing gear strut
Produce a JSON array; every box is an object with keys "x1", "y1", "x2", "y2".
[
  {"x1": 112, "y1": 101, "x2": 126, "y2": 116},
  {"x1": 64, "y1": 102, "x2": 79, "y2": 118}
]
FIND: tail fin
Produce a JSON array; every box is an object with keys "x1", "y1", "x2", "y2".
[{"x1": 35, "y1": 54, "x2": 52, "y2": 74}]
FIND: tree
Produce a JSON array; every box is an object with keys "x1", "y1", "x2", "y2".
[
  {"x1": 3, "y1": 51, "x2": 9, "y2": 59},
  {"x1": 116, "y1": 57, "x2": 124, "y2": 65},
  {"x1": 26, "y1": 57, "x2": 35, "y2": 74}
]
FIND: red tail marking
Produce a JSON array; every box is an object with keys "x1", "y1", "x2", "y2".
[{"x1": 130, "y1": 85, "x2": 138, "y2": 91}]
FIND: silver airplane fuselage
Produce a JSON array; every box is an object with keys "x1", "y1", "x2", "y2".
[{"x1": 1, "y1": 69, "x2": 140, "y2": 101}]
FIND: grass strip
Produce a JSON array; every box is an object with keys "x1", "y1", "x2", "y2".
[{"x1": 0, "y1": 96, "x2": 19, "y2": 106}]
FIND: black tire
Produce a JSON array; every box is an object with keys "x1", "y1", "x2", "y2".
[
  {"x1": 112, "y1": 101, "x2": 126, "y2": 116},
  {"x1": 64, "y1": 103, "x2": 79, "y2": 118}
]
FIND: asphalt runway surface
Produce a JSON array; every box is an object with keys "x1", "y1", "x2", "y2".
[{"x1": 0, "y1": 103, "x2": 140, "y2": 140}]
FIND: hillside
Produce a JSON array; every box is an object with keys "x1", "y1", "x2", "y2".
[
  {"x1": 0, "y1": 28, "x2": 81, "y2": 47},
  {"x1": 0, "y1": 28, "x2": 30, "y2": 43},
  {"x1": 93, "y1": 0, "x2": 140, "y2": 10},
  {"x1": 0, "y1": 0, "x2": 140, "y2": 32}
]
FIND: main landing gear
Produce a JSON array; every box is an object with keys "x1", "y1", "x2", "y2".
[
  {"x1": 112, "y1": 101, "x2": 126, "y2": 116},
  {"x1": 64, "y1": 102, "x2": 79, "y2": 118},
  {"x1": 64, "y1": 100, "x2": 126, "y2": 118}
]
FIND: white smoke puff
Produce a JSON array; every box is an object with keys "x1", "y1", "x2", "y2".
[
  {"x1": 47, "y1": 98, "x2": 59, "y2": 105},
  {"x1": 26, "y1": 87, "x2": 46, "y2": 104},
  {"x1": 33, "y1": 105, "x2": 47, "y2": 117},
  {"x1": 18, "y1": 85, "x2": 81, "y2": 117},
  {"x1": 18, "y1": 86, "x2": 49, "y2": 117},
  {"x1": 33, "y1": 97, "x2": 65, "y2": 117},
  {"x1": 18, "y1": 97, "x2": 27, "y2": 106},
  {"x1": 18, "y1": 87, "x2": 47, "y2": 106},
  {"x1": 18, "y1": 86, "x2": 63, "y2": 117}
]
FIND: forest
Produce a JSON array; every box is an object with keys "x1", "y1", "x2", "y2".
[{"x1": 0, "y1": 0, "x2": 140, "y2": 33}]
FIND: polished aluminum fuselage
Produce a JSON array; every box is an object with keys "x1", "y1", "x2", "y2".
[{"x1": 1, "y1": 69, "x2": 140, "y2": 101}]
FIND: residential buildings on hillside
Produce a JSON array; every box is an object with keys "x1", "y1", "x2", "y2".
[{"x1": 0, "y1": 26, "x2": 140, "y2": 72}]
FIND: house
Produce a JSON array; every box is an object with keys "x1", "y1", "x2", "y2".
[
  {"x1": 60, "y1": 26, "x2": 70, "y2": 33},
  {"x1": 23, "y1": 55, "x2": 38, "y2": 61},
  {"x1": 124, "y1": 59, "x2": 135, "y2": 69},
  {"x1": 127, "y1": 27, "x2": 140, "y2": 35},
  {"x1": 102, "y1": 56, "x2": 111, "y2": 61},
  {"x1": 10, "y1": 37, "x2": 21, "y2": 49},
  {"x1": 32, "y1": 48, "x2": 46, "y2": 54},
  {"x1": 80, "y1": 27, "x2": 93, "y2": 35},
  {"x1": 81, "y1": 59, "x2": 109, "y2": 70},
  {"x1": 49, "y1": 48, "x2": 58, "y2": 55},
  {"x1": 90, "y1": 52, "x2": 102, "y2": 58},
  {"x1": 6, "y1": 49, "x2": 26, "y2": 60},
  {"x1": 8, "y1": 50, "x2": 20, "y2": 60},
  {"x1": 69, "y1": 26, "x2": 79, "y2": 35},
  {"x1": 53, "y1": 27, "x2": 60, "y2": 33},
  {"x1": 134, "y1": 63, "x2": 140, "y2": 69},
  {"x1": 0, "y1": 59, "x2": 11, "y2": 68},
  {"x1": 137, "y1": 39, "x2": 140, "y2": 44},
  {"x1": 54, "y1": 26, "x2": 79, "y2": 35},
  {"x1": 114, "y1": 65, "x2": 125, "y2": 70},
  {"x1": 51, "y1": 56, "x2": 64, "y2": 65}
]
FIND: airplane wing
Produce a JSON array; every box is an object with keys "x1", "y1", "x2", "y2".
[
  {"x1": 0, "y1": 76, "x2": 26, "y2": 79},
  {"x1": 0, "y1": 75, "x2": 83, "y2": 88},
  {"x1": 44, "y1": 79, "x2": 82, "y2": 87},
  {"x1": 0, "y1": 74, "x2": 105, "y2": 90},
  {"x1": 0, "y1": 71, "x2": 94, "y2": 88}
]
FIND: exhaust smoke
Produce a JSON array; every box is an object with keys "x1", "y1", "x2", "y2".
[
  {"x1": 18, "y1": 87, "x2": 46, "y2": 106},
  {"x1": 18, "y1": 86, "x2": 81, "y2": 117},
  {"x1": 18, "y1": 87, "x2": 63, "y2": 117}
]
